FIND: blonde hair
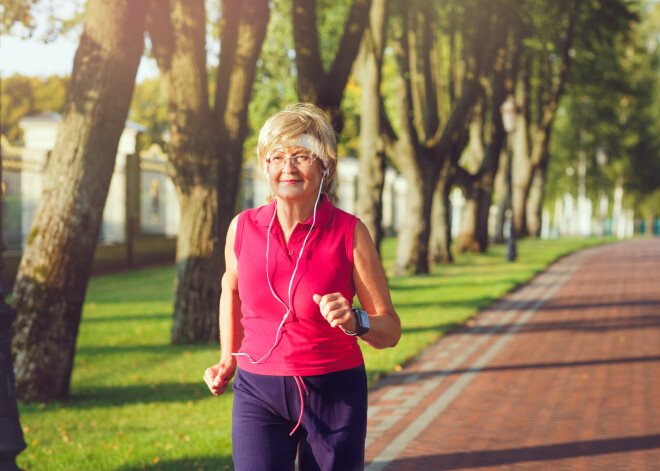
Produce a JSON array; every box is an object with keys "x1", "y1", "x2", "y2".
[{"x1": 257, "y1": 103, "x2": 338, "y2": 204}]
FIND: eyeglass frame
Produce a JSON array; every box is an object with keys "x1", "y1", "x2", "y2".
[{"x1": 266, "y1": 152, "x2": 324, "y2": 169}]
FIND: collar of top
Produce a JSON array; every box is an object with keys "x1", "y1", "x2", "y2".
[{"x1": 253, "y1": 195, "x2": 333, "y2": 230}]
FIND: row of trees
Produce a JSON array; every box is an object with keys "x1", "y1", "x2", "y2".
[{"x1": 4, "y1": 0, "x2": 658, "y2": 401}]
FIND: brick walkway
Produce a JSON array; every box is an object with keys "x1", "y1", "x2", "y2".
[{"x1": 365, "y1": 238, "x2": 660, "y2": 471}]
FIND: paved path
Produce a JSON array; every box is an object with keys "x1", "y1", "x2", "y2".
[{"x1": 365, "y1": 238, "x2": 660, "y2": 470}]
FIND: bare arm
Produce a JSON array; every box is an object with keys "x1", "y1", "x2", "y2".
[
  {"x1": 204, "y1": 215, "x2": 242, "y2": 395},
  {"x1": 315, "y1": 220, "x2": 401, "y2": 349},
  {"x1": 351, "y1": 221, "x2": 401, "y2": 348}
]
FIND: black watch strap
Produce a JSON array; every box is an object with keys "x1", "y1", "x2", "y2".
[{"x1": 345, "y1": 308, "x2": 370, "y2": 337}]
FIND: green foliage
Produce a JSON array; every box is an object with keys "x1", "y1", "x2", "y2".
[
  {"x1": 547, "y1": 0, "x2": 660, "y2": 213},
  {"x1": 1, "y1": 0, "x2": 85, "y2": 39},
  {"x1": 246, "y1": 0, "x2": 298, "y2": 159},
  {"x1": 128, "y1": 77, "x2": 169, "y2": 150},
  {"x1": 16, "y1": 236, "x2": 611, "y2": 470},
  {"x1": 315, "y1": 0, "x2": 352, "y2": 69},
  {"x1": 246, "y1": 0, "x2": 361, "y2": 159},
  {"x1": 0, "y1": 73, "x2": 68, "y2": 144}
]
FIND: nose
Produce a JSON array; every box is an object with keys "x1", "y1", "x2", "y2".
[{"x1": 282, "y1": 157, "x2": 297, "y2": 171}]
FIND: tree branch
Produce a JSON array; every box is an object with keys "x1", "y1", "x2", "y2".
[
  {"x1": 292, "y1": 0, "x2": 325, "y2": 103},
  {"x1": 323, "y1": 0, "x2": 372, "y2": 106}
]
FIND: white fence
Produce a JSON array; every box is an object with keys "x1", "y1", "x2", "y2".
[{"x1": 2, "y1": 112, "x2": 637, "y2": 252}]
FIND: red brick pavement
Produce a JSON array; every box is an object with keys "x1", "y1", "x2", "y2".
[{"x1": 365, "y1": 238, "x2": 660, "y2": 471}]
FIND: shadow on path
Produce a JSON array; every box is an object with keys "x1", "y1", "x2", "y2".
[{"x1": 383, "y1": 433, "x2": 660, "y2": 470}]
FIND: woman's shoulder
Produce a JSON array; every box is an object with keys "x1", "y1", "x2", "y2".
[
  {"x1": 327, "y1": 201, "x2": 359, "y2": 222},
  {"x1": 239, "y1": 202, "x2": 276, "y2": 226}
]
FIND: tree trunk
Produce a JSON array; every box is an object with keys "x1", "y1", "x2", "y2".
[
  {"x1": 213, "y1": 0, "x2": 270, "y2": 316},
  {"x1": 493, "y1": 147, "x2": 508, "y2": 244},
  {"x1": 456, "y1": 95, "x2": 486, "y2": 253},
  {"x1": 11, "y1": 0, "x2": 146, "y2": 402},
  {"x1": 148, "y1": 0, "x2": 269, "y2": 344},
  {"x1": 356, "y1": 0, "x2": 387, "y2": 251},
  {"x1": 394, "y1": 154, "x2": 437, "y2": 274},
  {"x1": 457, "y1": 177, "x2": 494, "y2": 253},
  {"x1": 512, "y1": 8, "x2": 576, "y2": 239},
  {"x1": 526, "y1": 158, "x2": 548, "y2": 237},
  {"x1": 430, "y1": 167, "x2": 454, "y2": 263},
  {"x1": 292, "y1": 0, "x2": 372, "y2": 133},
  {"x1": 511, "y1": 121, "x2": 534, "y2": 238},
  {"x1": 172, "y1": 188, "x2": 220, "y2": 343},
  {"x1": 148, "y1": 0, "x2": 220, "y2": 344}
]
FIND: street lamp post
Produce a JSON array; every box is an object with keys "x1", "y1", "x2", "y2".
[
  {"x1": 0, "y1": 177, "x2": 26, "y2": 469},
  {"x1": 500, "y1": 95, "x2": 518, "y2": 262}
]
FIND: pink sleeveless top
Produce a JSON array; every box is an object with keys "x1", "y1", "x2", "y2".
[{"x1": 234, "y1": 197, "x2": 364, "y2": 376}]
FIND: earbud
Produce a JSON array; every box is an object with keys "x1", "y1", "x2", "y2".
[
  {"x1": 263, "y1": 161, "x2": 269, "y2": 178},
  {"x1": 322, "y1": 169, "x2": 327, "y2": 177}
]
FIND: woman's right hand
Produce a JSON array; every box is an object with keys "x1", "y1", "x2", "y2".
[{"x1": 203, "y1": 359, "x2": 237, "y2": 395}]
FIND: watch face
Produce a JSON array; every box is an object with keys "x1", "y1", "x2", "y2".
[
  {"x1": 352, "y1": 308, "x2": 370, "y2": 336},
  {"x1": 359, "y1": 310, "x2": 370, "y2": 329}
]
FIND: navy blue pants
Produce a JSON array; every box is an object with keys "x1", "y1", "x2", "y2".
[{"x1": 231, "y1": 365, "x2": 368, "y2": 471}]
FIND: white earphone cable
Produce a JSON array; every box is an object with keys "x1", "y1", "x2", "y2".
[{"x1": 233, "y1": 173, "x2": 326, "y2": 364}]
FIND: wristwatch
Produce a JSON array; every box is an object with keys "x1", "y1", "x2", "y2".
[{"x1": 345, "y1": 308, "x2": 370, "y2": 337}]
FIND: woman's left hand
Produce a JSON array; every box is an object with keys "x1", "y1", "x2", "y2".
[{"x1": 313, "y1": 293, "x2": 358, "y2": 333}]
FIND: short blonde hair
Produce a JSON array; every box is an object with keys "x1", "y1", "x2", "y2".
[{"x1": 257, "y1": 103, "x2": 338, "y2": 204}]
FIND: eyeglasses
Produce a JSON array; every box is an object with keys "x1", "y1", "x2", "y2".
[{"x1": 267, "y1": 153, "x2": 318, "y2": 168}]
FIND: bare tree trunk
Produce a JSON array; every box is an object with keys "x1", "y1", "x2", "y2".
[
  {"x1": 356, "y1": 0, "x2": 387, "y2": 251},
  {"x1": 148, "y1": 0, "x2": 220, "y2": 344},
  {"x1": 213, "y1": 0, "x2": 270, "y2": 331},
  {"x1": 172, "y1": 189, "x2": 220, "y2": 343},
  {"x1": 526, "y1": 159, "x2": 548, "y2": 237},
  {"x1": 148, "y1": 0, "x2": 269, "y2": 344},
  {"x1": 493, "y1": 147, "x2": 508, "y2": 243},
  {"x1": 456, "y1": 187, "x2": 480, "y2": 252},
  {"x1": 511, "y1": 124, "x2": 534, "y2": 238},
  {"x1": 430, "y1": 168, "x2": 454, "y2": 263},
  {"x1": 456, "y1": 97, "x2": 486, "y2": 253},
  {"x1": 457, "y1": 180, "x2": 494, "y2": 253},
  {"x1": 11, "y1": 0, "x2": 146, "y2": 402},
  {"x1": 511, "y1": 8, "x2": 576, "y2": 239},
  {"x1": 394, "y1": 162, "x2": 436, "y2": 274},
  {"x1": 292, "y1": 0, "x2": 371, "y2": 133}
]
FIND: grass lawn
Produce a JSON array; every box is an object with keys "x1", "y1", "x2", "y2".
[{"x1": 16, "y1": 236, "x2": 612, "y2": 470}]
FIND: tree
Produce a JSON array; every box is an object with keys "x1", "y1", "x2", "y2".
[
  {"x1": 511, "y1": 0, "x2": 636, "y2": 238},
  {"x1": 128, "y1": 77, "x2": 169, "y2": 150},
  {"x1": 0, "y1": 74, "x2": 69, "y2": 144},
  {"x1": 146, "y1": 0, "x2": 270, "y2": 344},
  {"x1": 292, "y1": 0, "x2": 372, "y2": 132},
  {"x1": 546, "y1": 0, "x2": 658, "y2": 234},
  {"x1": 11, "y1": 0, "x2": 147, "y2": 401},
  {"x1": 380, "y1": 0, "x2": 497, "y2": 273},
  {"x1": 355, "y1": 0, "x2": 388, "y2": 251},
  {"x1": 454, "y1": 6, "x2": 520, "y2": 253}
]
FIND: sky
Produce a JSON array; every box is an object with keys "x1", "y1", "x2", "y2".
[{"x1": 0, "y1": 34, "x2": 159, "y2": 82}]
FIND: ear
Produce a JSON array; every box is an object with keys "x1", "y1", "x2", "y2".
[{"x1": 263, "y1": 162, "x2": 268, "y2": 178}]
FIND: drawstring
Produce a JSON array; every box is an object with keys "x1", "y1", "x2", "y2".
[{"x1": 290, "y1": 376, "x2": 308, "y2": 436}]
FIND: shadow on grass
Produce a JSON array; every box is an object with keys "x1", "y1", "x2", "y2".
[
  {"x1": 76, "y1": 344, "x2": 215, "y2": 356},
  {"x1": 388, "y1": 276, "x2": 523, "y2": 291},
  {"x1": 61, "y1": 381, "x2": 228, "y2": 409},
  {"x1": 114, "y1": 455, "x2": 233, "y2": 471},
  {"x1": 398, "y1": 296, "x2": 498, "y2": 310},
  {"x1": 401, "y1": 322, "x2": 460, "y2": 335},
  {"x1": 82, "y1": 313, "x2": 172, "y2": 323}
]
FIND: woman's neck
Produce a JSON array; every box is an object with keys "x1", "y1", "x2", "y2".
[{"x1": 275, "y1": 196, "x2": 319, "y2": 237}]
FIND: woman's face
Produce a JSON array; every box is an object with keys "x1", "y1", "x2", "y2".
[{"x1": 266, "y1": 146, "x2": 324, "y2": 203}]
